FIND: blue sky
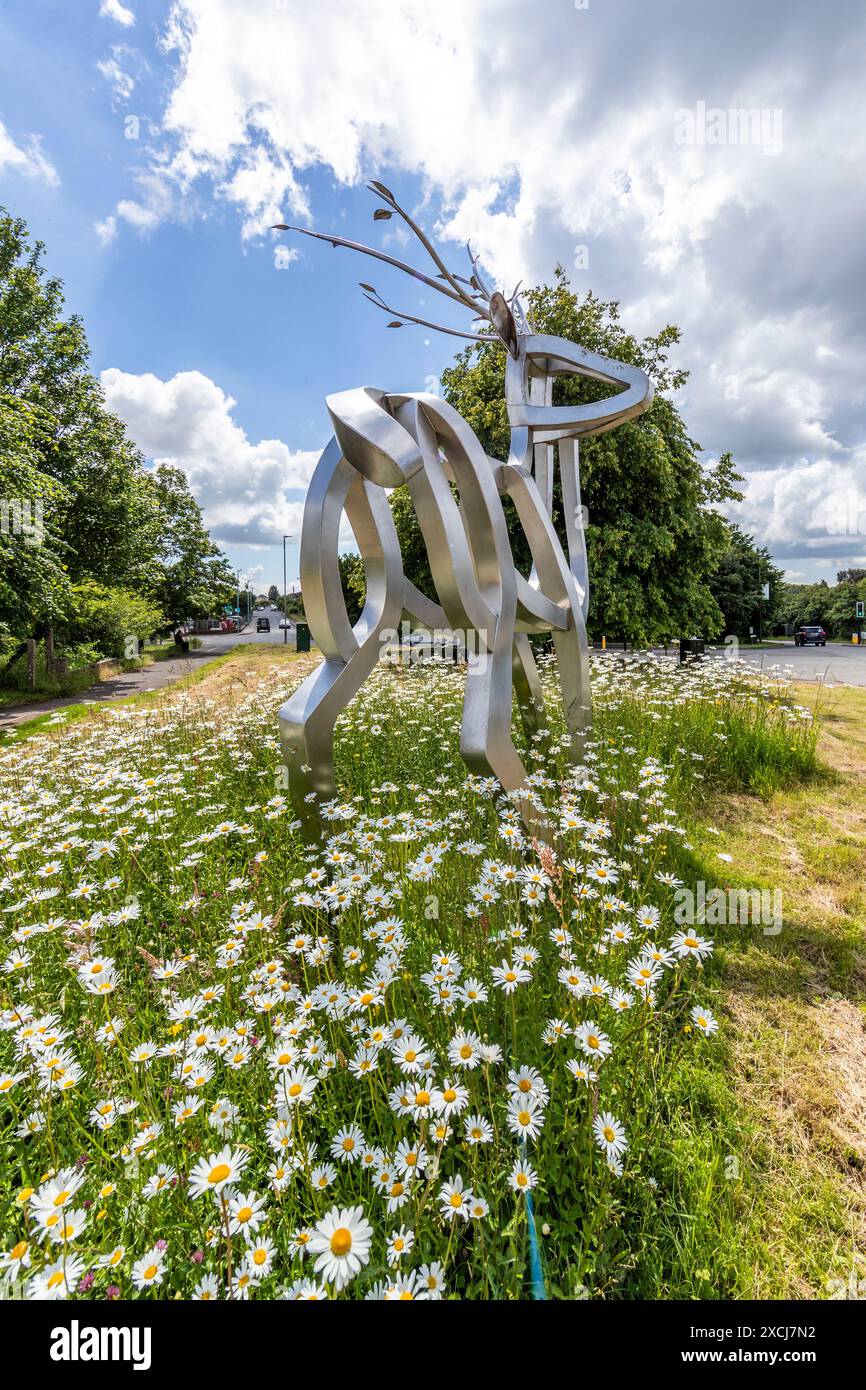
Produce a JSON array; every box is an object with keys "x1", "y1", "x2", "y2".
[{"x1": 2, "y1": 0, "x2": 865, "y2": 590}]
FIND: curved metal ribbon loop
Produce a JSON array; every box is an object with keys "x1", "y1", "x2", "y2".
[{"x1": 281, "y1": 337, "x2": 653, "y2": 837}]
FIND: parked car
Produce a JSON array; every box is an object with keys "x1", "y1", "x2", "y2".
[
  {"x1": 794, "y1": 625, "x2": 827, "y2": 646},
  {"x1": 278, "y1": 618, "x2": 293, "y2": 630},
  {"x1": 256, "y1": 616, "x2": 271, "y2": 632}
]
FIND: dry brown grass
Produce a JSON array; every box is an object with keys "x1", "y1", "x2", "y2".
[{"x1": 709, "y1": 683, "x2": 866, "y2": 1293}]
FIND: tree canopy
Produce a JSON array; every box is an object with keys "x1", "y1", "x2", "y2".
[
  {"x1": 776, "y1": 575, "x2": 866, "y2": 638},
  {"x1": 0, "y1": 210, "x2": 236, "y2": 651},
  {"x1": 707, "y1": 522, "x2": 783, "y2": 638}
]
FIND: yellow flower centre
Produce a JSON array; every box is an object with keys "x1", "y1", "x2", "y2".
[
  {"x1": 518, "y1": 1079, "x2": 531, "y2": 1093},
  {"x1": 415, "y1": 1091, "x2": 430, "y2": 1106},
  {"x1": 11, "y1": 1241, "x2": 27, "y2": 1260},
  {"x1": 330, "y1": 1227, "x2": 352, "y2": 1257},
  {"x1": 208, "y1": 1163, "x2": 231, "y2": 1184},
  {"x1": 518, "y1": 1110, "x2": 531, "y2": 1127},
  {"x1": 459, "y1": 1044, "x2": 472, "y2": 1059},
  {"x1": 288, "y1": 1083, "x2": 302, "y2": 1098},
  {"x1": 143, "y1": 1264, "x2": 158, "y2": 1280},
  {"x1": 237, "y1": 1206, "x2": 252, "y2": 1223},
  {"x1": 443, "y1": 1089, "x2": 457, "y2": 1103}
]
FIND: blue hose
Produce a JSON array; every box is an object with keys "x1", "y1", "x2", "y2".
[{"x1": 522, "y1": 1140, "x2": 547, "y2": 1299}]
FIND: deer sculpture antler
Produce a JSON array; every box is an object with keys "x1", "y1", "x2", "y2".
[{"x1": 273, "y1": 180, "x2": 528, "y2": 352}]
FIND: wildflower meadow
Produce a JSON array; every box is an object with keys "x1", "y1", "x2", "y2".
[{"x1": 0, "y1": 650, "x2": 819, "y2": 1300}]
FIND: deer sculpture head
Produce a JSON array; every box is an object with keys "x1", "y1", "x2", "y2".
[{"x1": 273, "y1": 184, "x2": 653, "y2": 838}]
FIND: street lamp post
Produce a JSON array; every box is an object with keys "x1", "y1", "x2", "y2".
[{"x1": 282, "y1": 535, "x2": 291, "y2": 644}]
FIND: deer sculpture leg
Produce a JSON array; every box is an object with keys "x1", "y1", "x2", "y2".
[
  {"x1": 278, "y1": 433, "x2": 404, "y2": 836},
  {"x1": 281, "y1": 388, "x2": 589, "y2": 837}
]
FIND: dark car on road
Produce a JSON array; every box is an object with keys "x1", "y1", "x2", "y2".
[
  {"x1": 256, "y1": 616, "x2": 271, "y2": 632},
  {"x1": 794, "y1": 625, "x2": 827, "y2": 646}
]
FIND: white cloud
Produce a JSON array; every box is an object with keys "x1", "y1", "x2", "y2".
[
  {"x1": 97, "y1": 46, "x2": 136, "y2": 101},
  {"x1": 94, "y1": 215, "x2": 118, "y2": 246},
  {"x1": 100, "y1": 367, "x2": 320, "y2": 546},
  {"x1": 94, "y1": 0, "x2": 866, "y2": 575},
  {"x1": 727, "y1": 456, "x2": 866, "y2": 568},
  {"x1": 0, "y1": 118, "x2": 58, "y2": 186},
  {"x1": 99, "y1": 0, "x2": 135, "y2": 26}
]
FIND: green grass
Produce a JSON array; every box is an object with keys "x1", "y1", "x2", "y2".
[
  {"x1": 139, "y1": 638, "x2": 204, "y2": 663},
  {"x1": 0, "y1": 647, "x2": 854, "y2": 1301}
]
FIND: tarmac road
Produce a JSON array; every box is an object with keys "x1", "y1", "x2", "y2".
[{"x1": 710, "y1": 640, "x2": 866, "y2": 687}]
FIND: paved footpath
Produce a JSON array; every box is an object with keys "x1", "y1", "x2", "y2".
[{"x1": 0, "y1": 629, "x2": 292, "y2": 730}]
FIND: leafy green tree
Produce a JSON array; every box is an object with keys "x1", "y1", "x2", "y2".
[
  {"x1": 776, "y1": 580, "x2": 833, "y2": 633},
  {"x1": 338, "y1": 553, "x2": 366, "y2": 626},
  {"x1": 0, "y1": 209, "x2": 236, "y2": 634},
  {"x1": 267, "y1": 584, "x2": 279, "y2": 604},
  {"x1": 707, "y1": 523, "x2": 783, "y2": 638},
  {"x1": 825, "y1": 577, "x2": 866, "y2": 639},
  {"x1": 57, "y1": 580, "x2": 164, "y2": 659},
  {"x1": 0, "y1": 394, "x2": 71, "y2": 640},
  {"x1": 429, "y1": 268, "x2": 741, "y2": 643},
  {"x1": 144, "y1": 464, "x2": 236, "y2": 621},
  {"x1": 0, "y1": 212, "x2": 162, "y2": 590}
]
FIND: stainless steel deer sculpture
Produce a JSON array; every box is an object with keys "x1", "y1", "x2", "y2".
[{"x1": 273, "y1": 183, "x2": 653, "y2": 836}]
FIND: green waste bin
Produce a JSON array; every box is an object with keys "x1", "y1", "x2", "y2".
[{"x1": 295, "y1": 621, "x2": 310, "y2": 653}]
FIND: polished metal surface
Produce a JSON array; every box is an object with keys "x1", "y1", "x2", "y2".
[{"x1": 275, "y1": 189, "x2": 653, "y2": 836}]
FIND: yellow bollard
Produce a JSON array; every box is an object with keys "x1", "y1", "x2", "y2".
[{"x1": 602, "y1": 635, "x2": 606, "y2": 650}]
